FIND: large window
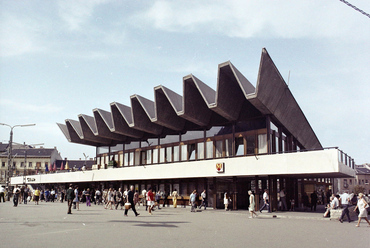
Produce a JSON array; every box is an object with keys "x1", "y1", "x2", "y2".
[
  {"x1": 215, "y1": 140, "x2": 223, "y2": 158},
  {"x1": 181, "y1": 144, "x2": 187, "y2": 161},
  {"x1": 197, "y1": 142, "x2": 204, "y2": 159},
  {"x1": 159, "y1": 147, "x2": 165, "y2": 163},
  {"x1": 225, "y1": 138, "x2": 232, "y2": 157},
  {"x1": 28, "y1": 162, "x2": 32, "y2": 168},
  {"x1": 173, "y1": 145, "x2": 180, "y2": 162},
  {"x1": 147, "y1": 150, "x2": 152, "y2": 164},
  {"x1": 188, "y1": 144, "x2": 196, "y2": 160},
  {"x1": 246, "y1": 135, "x2": 255, "y2": 155},
  {"x1": 258, "y1": 134, "x2": 267, "y2": 154},
  {"x1": 153, "y1": 148, "x2": 159, "y2": 164},
  {"x1": 235, "y1": 137, "x2": 244, "y2": 156},
  {"x1": 206, "y1": 141, "x2": 213, "y2": 159},
  {"x1": 166, "y1": 147, "x2": 172, "y2": 162}
]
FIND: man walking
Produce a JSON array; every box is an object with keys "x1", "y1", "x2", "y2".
[
  {"x1": 339, "y1": 190, "x2": 352, "y2": 223},
  {"x1": 259, "y1": 189, "x2": 270, "y2": 213},
  {"x1": 66, "y1": 184, "x2": 75, "y2": 214},
  {"x1": 13, "y1": 186, "x2": 21, "y2": 207},
  {"x1": 199, "y1": 189, "x2": 207, "y2": 210},
  {"x1": 124, "y1": 185, "x2": 140, "y2": 217}
]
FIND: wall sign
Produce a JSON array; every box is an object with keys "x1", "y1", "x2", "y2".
[{"x1": 216, "y1": 163, "x2": 225, "y2": 173}]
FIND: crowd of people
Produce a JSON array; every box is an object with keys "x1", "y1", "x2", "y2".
[{"x1": 2, "y1": 184, "x2": 369, "y2": 227}]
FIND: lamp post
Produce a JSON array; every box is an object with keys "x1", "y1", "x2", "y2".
[{"x1": 0, "y1": 123, "x2": 35, "y2": 198}]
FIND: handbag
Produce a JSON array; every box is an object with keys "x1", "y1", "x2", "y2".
[{"x1": 125, "y1": 202, "x2": 131, "y2": 210}]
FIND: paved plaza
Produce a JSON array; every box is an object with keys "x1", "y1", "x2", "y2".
[{"x1": 1, "y1": 201, "x2": 369, "y2": 248}]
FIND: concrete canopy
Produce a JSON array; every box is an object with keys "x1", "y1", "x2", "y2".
[{"x1": 58, "y1": 48, "x2": 321, "y2": 150}]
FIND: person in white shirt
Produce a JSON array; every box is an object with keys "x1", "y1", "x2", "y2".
[
  {"x1": 259, "y1": 189, "x2": 270, "y2": 213},
  {"x1": 339, "y1": 190, "x2": 352, "y2": 223},
  {"x1": 0, "y1": 186, "x2": 5, "y2": 202}
]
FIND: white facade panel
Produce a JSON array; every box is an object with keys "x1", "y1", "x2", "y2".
[{"x1": 11, "y1": 149, "x2": 355, "y2": 185}]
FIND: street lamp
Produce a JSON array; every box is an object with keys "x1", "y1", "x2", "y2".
[{"x1": 0, "y1": 123, "x2": 36, "y2": 197}]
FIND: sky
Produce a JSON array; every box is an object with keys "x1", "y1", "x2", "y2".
[{"x1": 0, "y1": 0, "x2": 369, "y2": 164}]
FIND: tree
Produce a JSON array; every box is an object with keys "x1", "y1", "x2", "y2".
[{"x1": 354, "y1": 185, "x2": 365, "y2": 194}]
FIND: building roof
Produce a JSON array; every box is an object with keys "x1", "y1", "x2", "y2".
[
  {"x1": 0, "y1": 143, "x2": 8, "y2": 153},
  {"x1": 356, "y1": 167, "x2": 370, "y2": 175},
  {"x1": 57, "y1": 48, "x2": 322, "y2": 150},
  {"x1": 0, "y1": 148, "x2": 57, "y2": 158}
]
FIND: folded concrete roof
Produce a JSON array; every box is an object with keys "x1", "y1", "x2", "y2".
[{"x1": 58, "y1": 48, "x2": 322, "y2": 150}]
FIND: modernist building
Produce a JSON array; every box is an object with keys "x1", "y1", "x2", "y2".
[{"x1": 11, "y1": 49, "x2": 356, "y2": 210}]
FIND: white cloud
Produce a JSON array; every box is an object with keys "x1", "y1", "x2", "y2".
[
  {"x1": 0, "y1": 13, "x2": 46, "y2": 57},
  {"x1": 0, "y1": 99, "x2": 63, "y2": 114},
  {"x1": 57, "y1": 0, "x2": 113, "y2": 31},
  {"x1": 135, "y1": 0, "x2": 370, "y2": 40}
]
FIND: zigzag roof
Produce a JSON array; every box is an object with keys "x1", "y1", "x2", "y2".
[{"x1": 57, "y1": 48, "x2": 322, "y2": 150}]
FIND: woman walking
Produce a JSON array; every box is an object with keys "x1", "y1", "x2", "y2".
[
  {"x1": 248, "y1": 190, "x2": 258, "y2": 218},
  {"x1": 105, "y1": 188, "x2": 114, "y2": 210},
  {"x1": 353, "y1": 193, "x2": 370, "y2": 227}
]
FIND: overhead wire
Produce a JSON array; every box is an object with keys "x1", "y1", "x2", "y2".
[{"x1": 339, "y1": 0, "x2": 370, "y2": 18}]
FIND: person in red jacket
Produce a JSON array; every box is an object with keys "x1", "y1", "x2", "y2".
[{"x1": 147, "y1": 188, "x2": 154, "y2": 215}]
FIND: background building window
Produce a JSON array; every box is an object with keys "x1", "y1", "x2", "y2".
[{"x1": 1, "y1": 162, "x2": 5, "y2": 167}]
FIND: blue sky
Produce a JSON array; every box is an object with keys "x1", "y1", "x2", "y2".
[{"x1": 0, "y1": 0, "x2": 369, "y2": 164}]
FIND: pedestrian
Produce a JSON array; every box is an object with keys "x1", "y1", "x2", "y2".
[
  {"x1": 224, "y1": 192, "x2": 230, "y2": 211},
  {"x1": 162, "y1": 191, "x2": 170, "y2": 207},
  {"x1": 279, "y1": 189, "x2": 287, "y2": 211},
  {"x1": 142, "y1": 188, "x2": 147, "y2": 210},
  {"x1": 172, "y1": 189, "x2": 179, "y2": 208},
  {"x1": 353, "y1": 193, "x2": 370, "y2": 227},
  {"x1": 124, "y1": 185, "x2": 140, "y2": 217},
  {"x1": 190, "y1": 190, "x2": 197, "y2": 212},
  {"x1": 23, "y1": 186, "x2": 29, "y2": 204},
  {"x1": 134, "y1": 190, "x2": 140, "y2": 209},
  {"x1": 339, "y1": 190, "x2": 352, "y2": 223},
  {"x1": 290, "y1": 198, "x2": 295, "y2": 211},
  {"x1": 248, "y1": 190, "x2": 258, "y2": 218},
  {"x1": 13, "y1": 186, "x2": 21, "y2": 207},
  {"x1": 60, "y1": 190, "x2": 65, "y2": 203},
  {"x1": 199, "y1": 189, "x2": 207, "y2": 210},
  {"x1": 95, "y1": 189, "x2": 101, "y2": 205},
  {"x1": 90, "y1": 188, "x2": 96, "y2": 205},
  {"x1": 115, "y1": 188, "x2": 124, "y2": 210},
  {"x1": 310, "y1": 191, "x2": 318, "y2": 211},
  {"x1": 105, "y1": 188, "x2": 114, "y2": 210},
  {"x1": 302, "y1": 192, "x2": 309, "y2": 211},
  {"x1": 259, "y1": 189, "x2": 270, "y2": 213},
  {"x1": 0, "y1": 186, "x2": 5, "y2": 202},
  {"x1": 73, "y1": 186, "x2": 80, "y2": 210},
  {"x1": 66, "y1": 184, "x2": 75, "y2": 214},
  {"x1": 44, "y1": 189, "x2": 50, "y2": 202},
  {"x1": 155, "y1": 190, "x2": 162, "y2": 209},
  {"x1": 50, "y1": 188, "x2": 56, "y2": 202},
  {"x1": 34, "y1": 188, "x2": 40, "y2": 205},
  {"x1": 147, "y1": 188, "x2": 154, "y2": 215},
  {"x1": 40, "y1": 190, "x2": 45, "y2": 202},
  {"x1": 85, "y1": 188, "x2": 91, "y2": 206}
]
